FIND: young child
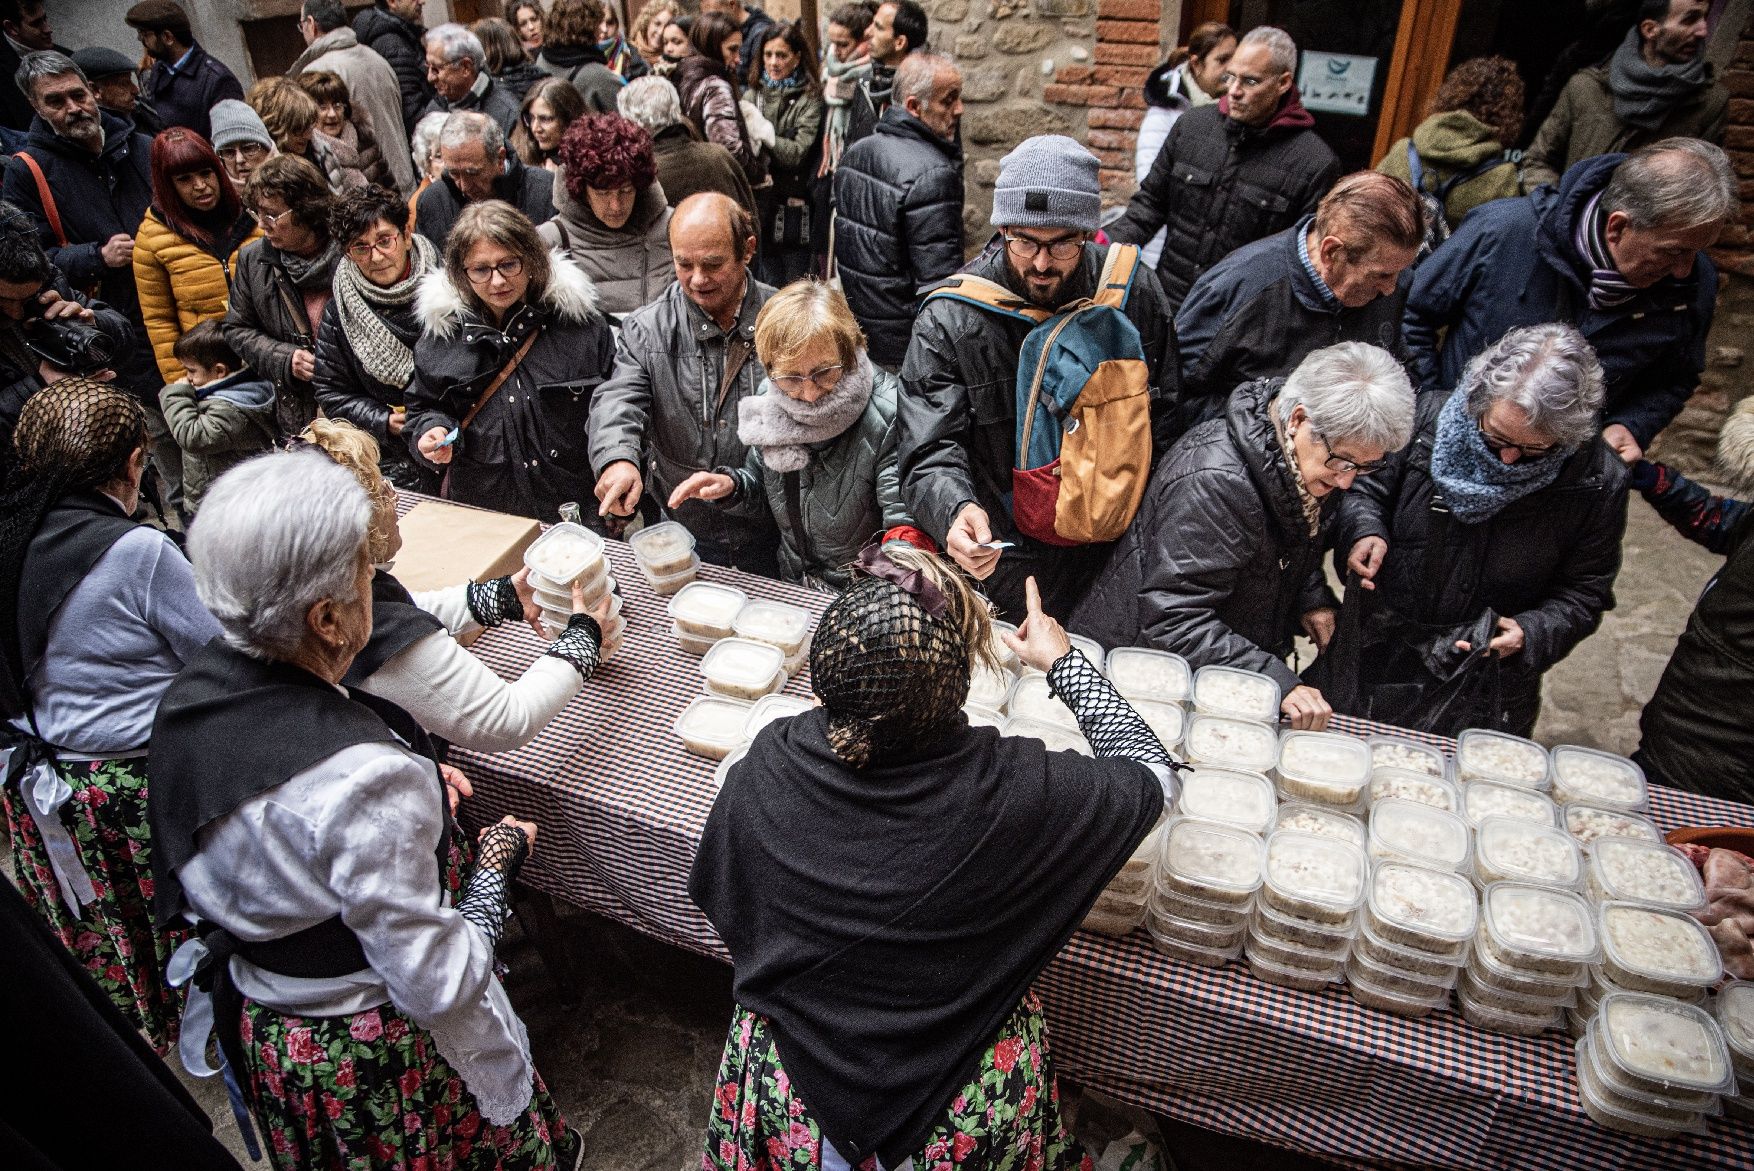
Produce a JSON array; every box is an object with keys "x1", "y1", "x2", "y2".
[{"x1": 157, "y1": 321, "x2": 278, "y2": 516}]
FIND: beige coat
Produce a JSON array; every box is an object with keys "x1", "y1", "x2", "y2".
[{"x1": 290, "y1": 27, "x2": 417, "y2": 194}]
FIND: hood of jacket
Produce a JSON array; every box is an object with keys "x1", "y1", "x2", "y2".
[
  {"x1": 1225, "y1": 376, "x2": 1318, "y2": 542},
  {"x1": 1409, "y1": 109, "x2": 1505, "y2": 170},
  {"x1": 1220, "y1": 86, "x2": 1317, "y2": 135},
  {"x1": 551, "y1": 169, "x2": 669, "y2": 241},
  {"x1": 1145, "y1": 62, "x2": 1193, "y2": 111},
  {"x1": 26, "y1": 110, "x2": 139, "y2": 164},
  {"x1": 415, "y1": 247, "x2": 600, "y2": 339},
  {"x1": 1532, "y1": 151, "x2": 1640, "y2": 292},
  {"x1": 873, "y1": 103, "x2": 962, "y2": 160},
  {"x1": 540, "y1": 40, "x2": 609, "y2": 70},
  {"x1": 291, "y1": 26, "x2": 360, "y2": 73},
  {"x1": 672, "y1": 53, "x2": 729, "y2": 97},
  {"x1": 201, "y1": 370, "x2": 277, "y2": 413}
]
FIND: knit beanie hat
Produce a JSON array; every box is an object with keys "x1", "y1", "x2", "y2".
[
  {"x1": 991, "y1": 134, "x2": 1102, "y2": 234},
  {"x1": 209, "y1": 100, "x2": 274, "y2": 152}
]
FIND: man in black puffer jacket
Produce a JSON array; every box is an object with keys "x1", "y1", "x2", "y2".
[
  {"x1": 834, "y1": 51, "x2": 963, "y2": 371},
  {"x1": 354, "y1": 0, "x2": 434, "y2": 138},
  {"x1": 1108, "y1": 26, "x2": 1340, "y2": 310}
]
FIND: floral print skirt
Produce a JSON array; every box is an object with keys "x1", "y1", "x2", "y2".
[
  {"x1": 1, "y1": 754, "x2": 188, "y2": 1053},
  {"x1": 239, "y1": 998, "x2": 573, "y2": 1171},
  {"x1": 702, "y1": 990, "x2": 1093, "y2": 1171}
]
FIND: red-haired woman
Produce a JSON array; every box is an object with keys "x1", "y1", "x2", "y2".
[
  {"x1": 538, "y1": 113, "x2": 673, "y2": 318},
  {"x1": 133, "y1": 129, "x2": 262, "y2": 388}
]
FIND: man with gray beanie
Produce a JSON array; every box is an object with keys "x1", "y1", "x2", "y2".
[
  {"x1": 898, "y1": 133, "x2": 1180, "y2": 621},
  {"x1": 208, "y1": 100, "x2": 277, "y2": 189}
]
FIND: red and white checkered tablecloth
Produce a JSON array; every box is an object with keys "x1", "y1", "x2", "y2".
[{"x1": 409, "y1": 499, "x2": 1754, "y2": 1171}]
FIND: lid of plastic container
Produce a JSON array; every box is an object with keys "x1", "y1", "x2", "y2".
[
  {"x1": 1462, "y1": 781, "x2": 1558, "y2": 828},
  {"x1": 668, "y1": 581, "x2": 748, "y2": 629},
  {"x1": 698, "y1": 637, "x2": 786, "y2": 691},
  {"x1": 1371, "y1": 798, "x2": 1470, "y2": 871},
  {"x1": 988, "y1": 620, "x2": 1019, "y2": 669},
  {"x1": 1368, "y1": 768, "x2": 1460, "y2": 812},
  {"x1": 1367, "y1": 734, "x2": 1450, "y2": 780},
  {"x1": 1599, "y1": 903, "x2": 1723, "y2": 989},
  {"x1": 1190, "y1": 664, "x2": 1280, "y2": 723},
  {"x1": 674, "y1": 695, "x2": 755, "y2": 750},
  {"x1": 523, "y1": 521, "x2": 605, "y2": 583},
  {"x1": 1178, "y1": 768, "x2": 1276, "y2": 835},
  {"x1": 733, "y1": 598, "x2": 813, "y2": 649},
  {"x1": 628, "y1": 519, "x2": 696, "y2": 561},
  {"x1": 1369, "y1": 860, "x2": 1478, "y2": 944},
  {"x1": 1264, "y1": 829, "x2": 1366, "y2": 912},
  {"x1": 1160, "y1": 816, "x2": 1267, "y2": 895},
  {"x1": 1591, "y1": 839, "x2": 1707, "y2": 911},
  {"x1": 967, "y1": 666, "x2": 1011, "y2": 710},
  {"x1": 1131, "y1": 698, "x2": 1185, "y2": 751},
  {"x1": 1006, "y1": 674, "x2": 1078, "y2": 728},
  {"x1": 1067, "y1": 634, "x2": 1106, "y2": 672},
  {"x1": 1106, "y1": 647, "x2": 1191, "y2": 702},
  {"x1": 1475, "y1": 816, "x2": 1582, "y2": 887},
  {"x1": 1456, "y1": 728, "x2": 1551, "y2": 790},
  {"x1": 1466, "y1": 925, "x2": 1588, "y2": 992},
  {"x1": 1002, "y1": 716, "x2": 1092, "y2": 755},
  {"x1": 712, "y1": 744, "x2": 748, "y2": 790},
  {"x1": 742, "y1": 693, "x2": 812, "y2": 742},
  {"x1": 1596, "y1": 992, "x2": 1736, "y2": 1096},
  {"x1": 1275, "y1": 802, "x2": 1367, "y2": 849},
  {"x1": 1551, "y1": 744, "x2": 1649, "y2": 810},
  {"x1": 1277, "y1": 730, "x2": 1371, "y2": 791},
  {"x1": 1715, "y1": 982, "x2": 1754, "y2": 1060},
  {"x1": 1184, "y1": 713, "x2": 1278, "y2": 772},
  {"x1": 1481, "y1": 882, "x2": 1599, "y2": 964},
  {"x1": 1563, "y1": 803, "x2": 1664, "y2": 846}
]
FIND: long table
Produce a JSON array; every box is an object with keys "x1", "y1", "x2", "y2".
[{"x1": 423, "y1": 514, "x2": 1754, "y2": 1171}]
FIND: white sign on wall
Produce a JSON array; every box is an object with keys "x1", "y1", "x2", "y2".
[{"x1": 1298, "y1": 52, "x2": 1378, "y2": 117}]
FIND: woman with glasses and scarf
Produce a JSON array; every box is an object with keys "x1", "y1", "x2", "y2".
[
  {"x1": 1074, "y1": 342, "x2": 1415, "y2": 730},
  {"x1": 1331, "y1": 323, "x2": 1629, "y2": 736}
]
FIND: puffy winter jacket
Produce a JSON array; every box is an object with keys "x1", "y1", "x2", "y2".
[
  {"x1": 833, "y1": 106, "x2": 964, "y2": 369},
  {"x1": 1330, "y1": 390, "x2": 1628, "y2": 735},
  {"x1": 354, "y1": 1, "x2": 434, "y2": 137},
  {"x1": 1523, "y1": 62, "x2": 1728, "y2": 192},
  {"x1": 1403, "y1": 153, "x2": 1716, "y2": 450},
  {"x1": 1174, "y1": 217, "x2": 1408, "y2": 431},
  {"x1": 1375, "y1": 110, "x2": 1520, "y2": 232},
  {"x1": 413, "y1": 154, "x2": 555, "y2": 250},
  {"x1": 1068, "y1": 378, "x2": 1338, "y2": 700},
  {"x1": 1107, "y1": 94, "x2": 1341, "y2": 310},
  {"x1": 1135, "y1": 61, "x2": 1216, "y2": 272},
  {"x1": 222, "y1": 239, "x2": 335, "y2": 437},
  {"x1": 674, "y1": 55, "x2": 759, "y2": 182},
  {"x1": 157, "y1": 373, "x2": 279, "y2": 512},
  {"x1": 538, "y1": 174, "x2": 674, "y2": 319},
  {"x1": 132, "y1": 206, "x2": 262, "y2": 385},
  {"x1": 406, "y1": 256, "x2": 615, "y2": 521}
]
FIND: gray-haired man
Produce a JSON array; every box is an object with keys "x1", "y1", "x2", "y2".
[
  {"x1": 421, "y1": 22, "x2": 520, "y2": 135},
  {"x1": 412, "y1": 111, "x2": 554, "y2": 249}
]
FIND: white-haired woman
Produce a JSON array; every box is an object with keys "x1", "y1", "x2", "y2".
[
  {"x1": 1073, "y1": 343, "x2": 1416, "y2": 729},
  {"x1": 149, "y1": 451, "x2": 588, "y2": 1169},
  {"x1": 1333, "y1": 322, "x2": 1628, "y2": 736}
]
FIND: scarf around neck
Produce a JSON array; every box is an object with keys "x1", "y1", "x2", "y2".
[
  {"x1": 333, "y1": 232, "x2": 440, "y2": 388},
  {"x1": 737, "y1": 352, "x2": 875, "y2": 473},
  {"x1": 1609, "y1": 24, "x2": 1711, "y2": 131},
  {"x1": 1428, "y1": 386, "x2": 1568, "y2": 524},
  {"x1": 1572, "y1": 190, "x2": 1641, "y2": 312},
  {"x1": 279, "y1": 239, "x2": 340, "y2": 291},
  {"x1": 1269, "y1": 396, "x2": 1323, "y2": 538}
]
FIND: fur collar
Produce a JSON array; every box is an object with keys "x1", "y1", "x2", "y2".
[
  {"x1": 1719, "y1": 395, "x2": 1754, "y2": 495},
  {"x1": 415, "y1": 247, "x2": 601, "y2": 338}
]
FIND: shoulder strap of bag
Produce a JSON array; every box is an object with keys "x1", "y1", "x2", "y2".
[
  {"x1": 457, "y1": 327, "x2": 541, "y2": 433},
  {"x1": 921, "y1": 272, "x2": 1051, "y2": 324},
  {"x1": 15, "y1": 152, "x2": 66, "y2": 248},
  {"x1": 1434, "y1": 154, "x2": 1503, "y2": 200},
  {"x1": 1406, "y1": 142, "x2": 1426, "y2": 193},
  {"x1": 1091, "y1": 243, "x2": 1139, "y2": 311}
]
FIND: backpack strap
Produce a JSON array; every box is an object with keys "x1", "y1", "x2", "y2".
[
  {"x1": 1406, "y1": 142, "x2": 1427, "y2": 193},
  {"x1": 1433, "y1": 154, "x2": 1504, "y2": 201},
  {"x1": 1091, "y1": 243, "x2": 1139, "y2": 311},
  {"x1": 15, "y1": 152, "x2": 66, "y2": 247},
  {"x1": 921, "y1": 273, "x2": 1050, "y2": 324}
]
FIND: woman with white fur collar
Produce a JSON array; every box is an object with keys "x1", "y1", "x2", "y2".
[{"x1": 406, "y1": 199, "x2": 615, "y2": 523}]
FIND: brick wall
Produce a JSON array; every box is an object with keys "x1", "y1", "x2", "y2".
[{"x1": 1045, "y1": 0, "x2": 1157, "y2": 197}]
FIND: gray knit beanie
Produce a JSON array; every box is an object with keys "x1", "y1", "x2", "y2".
[
  {"x1": 991, "y1": 134, "x2": 1102, "y2": 234},
  {"x1": 209, "y1": 100, "x2": 274, "y2": 152}
]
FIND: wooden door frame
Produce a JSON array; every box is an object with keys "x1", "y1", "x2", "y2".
[{"x1": 1371, "y1": 0, "x2": 1464, "y2": 162}]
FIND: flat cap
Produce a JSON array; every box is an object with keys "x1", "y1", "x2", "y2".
[
  {"x1": 124, "y1": 1, "x2": 191, "y2": 31},
  {"x1": 70, "y1": 47, "x2": 139, "y2": 80}
]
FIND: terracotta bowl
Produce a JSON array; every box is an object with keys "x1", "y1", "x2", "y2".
[{"x1": 1666, "y1": 825, "x2": 1754, "y2": 856}]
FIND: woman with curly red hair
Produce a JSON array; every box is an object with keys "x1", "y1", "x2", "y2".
[
  {"x1": 538, "y1": 113, "x2": 674, "y2": 318},
  {"x1": 1376, "y1": 56, "x2": 1525, "y2": 236}
]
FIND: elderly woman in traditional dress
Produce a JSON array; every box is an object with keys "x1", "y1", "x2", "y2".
[
  {"x1": 0, "y1": 379, "x2": 220, "y2": 1053},
  {"x1": 150, "y1": 451, "x2": 597, "y2": 1169}
]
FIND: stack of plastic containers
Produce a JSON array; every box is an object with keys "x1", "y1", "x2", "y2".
[
  {"x1": 1471, "y1": 816, "x2": 1582, "y2": 889},
  {"x1": 1107, "y1": 647, "x2": 1190, "y2": 756},
  {"x1": 524, "y1": 522, "x2": 623, "y2": 656},
  {"x1": 1083, "y1": 817, "x2": 1168, "y2": 938},
  {"x1": 733, "y1": 599, "x2": 813, "y2": 677},
  {"x1": 1274, "y1": 730, "x2": 1371, "y2": 811},
  {"x1": 1246, "y1": 829, "x2": 1366, "y2": 991},
  {"x1": 1575, "y1": 992, "x2": 1738, "y2": 1137},
  {"x1": 628, "y1": 520, "x2": 700, "y2": 594},
  {"x1": 675, "y1": 694, "x2": 754, "y2": 762},
  {"x1": 1145, "y1": 817, "x2": 1265, "y2": 967},
  {"x1": 1714, "y1": 984, "x2": 1754, "y2": 1121},
  {"x1": 1350, "y1": 862, "x2": 1477, "y2": 1017},
  {"x1": 1462, "y1": 882, "x2": 1597, "y2": 1035},
  {"x1": 668, "y1": 581, "x2": 746, "y2": 654},
  {"x1": 1369, "y1": 799, "x2": 1470, "y2": 874}
]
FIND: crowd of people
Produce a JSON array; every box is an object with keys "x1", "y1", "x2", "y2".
[{"x1": 2, "y1": 0, "x2": 1753, "y2": 1168}]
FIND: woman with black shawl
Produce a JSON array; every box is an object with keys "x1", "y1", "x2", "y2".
[
  {"x1": 0, "y1": 378, "x2": 221, "y2": 1053},
  {"x1": 690, "y1": 549, "x2": 1177, "y2": 1169}
]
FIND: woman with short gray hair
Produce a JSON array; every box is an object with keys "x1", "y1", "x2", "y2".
[
  {"x1": 1332, "y1": 322, "x2": 1630, "y2": 735},
  {"x1": 1074, "y1": 342, "x2": 1415, "y2": 729},
  {"x1": 151, "y1": 450, "x2": 581, "y2": 1168}
]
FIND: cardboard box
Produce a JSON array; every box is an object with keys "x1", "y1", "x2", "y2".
[{"x1": 393, "y1": 499, "x2": 540, "y2": 644}]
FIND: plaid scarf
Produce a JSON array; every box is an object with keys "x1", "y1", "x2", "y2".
[{"x1": 1573, "y1": 191, "x2": 1640, "y2": 312}]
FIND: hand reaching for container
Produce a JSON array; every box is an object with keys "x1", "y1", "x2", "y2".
[
  {"x1": 594, "y1": 460, "x2": 643, "y2": 517},
  {"x1": 668, "y1": 470, "x2": 735, "y2": 509},
  {"x1": 999, "y1": 576, "x2": 1071, "y2": 675}
]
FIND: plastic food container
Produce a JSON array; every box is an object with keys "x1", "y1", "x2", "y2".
[
  {"x1": 733, "y1": 599, "x2": 812, "y2": 657},
  {"x1": 1250, "y1": 897, "x2": 1355, "y2": 951},
  {"x1": 1456, "y1": 971, "x2": 1559, "y2": 1035},
  {"x1": 1106, "y1": 647, "x2": 1192, "y2": 702},
  {"x1": 1347, "y1": 946, "x2": 1459, "y2": 998},
  {"x1": 1366, "y1": 862, "x2": 1477, "y2": 955},
  {"x1": 699, "y1": 638, "x2": 787, "y2": 701},
  {"x1": 963, "y1": 704, "x2": 1005, "y2": 731},
  {"x1": 1245, "y1": 941, "x2": 1340, "y2": 991},
  {"x1": 1023, "y1": 634, "x2": 1107, "y2": 676},
  {"x1": 1564, "y1": 803, "x2": 1664, "y2": 849},
  {"x1": 1003, "y1": 716, "x2": 1092, "y2": 755},
  {"x1": 523, "y1": 521, "x2": 606, "y2": 586},
  {"x1": 987, "y1": 620, "x2": 1019, "y2": 674},
  {"x1": 1157, "y1": 816, "x2": 1266, "y2": 906},
  {"x1": 668, "y1": 581, "x2": 748, "y2": 639},
  {"x1": 646, "y1": 556, "x2": 701, "y2": 595},
  {"x1": 1151, "y1": 881, "x2": 1252, "y2": 928},
  {"x1": 675, "y1": 695, "x2": 754, "y2": 761},
  {"x1": 967, "y1": 666, "x2": 1012, "y2": 711},
  {"x1": 1369, "y1": 769, "x2": 1460, "y2": 812},
  {"x1": 1275, "y1": 802, "x2": 1367, "y2": 849},
  {"x1": 1354, "y1": 917, "x2": 1465, "y2": 979},
  {"x1": 628, "y1": 520, "x2": 697, "y2": 575},
  {"x1": 1147, "y1": 931, "x2": 1240, "y2": 968},
  {"x1": 1369, "y1": 799, "x2": 1471, "y2": 873},
  {"x1": 1261, "y1": 830, "x2": 1366, "y2": 924},
  {"x1": 1715, "y1": 983, "x2": 1754, "y2": 1080},
  {"x1": 1245, "y1": 920, "x2": 1350, "y2": 969},
  {"x1": 1577, "y1": 1030, "x2": 1720, "y2": 1127},
  {"x1": 1275, "y1": 730, "x2": 1371, "y2": 806},
  {"x1": 1576, "y1": 1036, "x2": 1712, "y2": 1138},
  {"x1": 1473, "y1": 816, "x2": 1581, "y2": 889},
  {"x1": 1184, "y1": 714, "x2": 1278, "y2": 773},
  {"x1": 672, "y1": 621, "x2": 717, "y2": 656},
  {"x1": 742, "y1": 693, "x2": 812, "y2": 742},
  {"x1": 1550, "y1": 745, "x2": 1648, "y2": 811},
  {"x1": 1462, "y1": 782, "x2": 1558, "y2": 829},
  {"x1": 1348, "y1": 962, "x2": 1452, "y2": 1018},
  {"x1": 1466, "y1": 938, "x2": 1582, "y2": 1003},
  {"x1": 1191, "y1": 664, "x2": 1280, "y2": 724},
  {"x1": 1177, "y1": 768, "x2": 1276, "y2": 836},
  {"x1": 1109, "y1": 817, "x2": 1166, "y2": 900},
  {"x1": 1594, "y1": 992, "x2": 1737, "y2": 1099},
  {"x1": 1477, "y1": 882, "x2": 1599, "y2": 977},
  {"x1": 1133, "y1": 699, "x2": 1186, "y2": 753},
  {"x1": 1368, "y1": 735, "x2": 1448, "y2": 780},
  {"x1": 1598, "y1": 903, "x2": 1723, "y2": 997},
  {"x1": 1587, "y1": 840, "x2": 1707, "y2": 912},
  {"x1": 1081, "y1": 903, "x2": 1146, "y2": 938},
  {"x1": 1456, "y1": 728, "x2": 1550, "y2": 790},
  {"x1": 1006, "y1": 674, "x2": 1079, "y2": 729},
  {"x1": 1147, "y1": 903, "x2": 1246, "y2": 951}
]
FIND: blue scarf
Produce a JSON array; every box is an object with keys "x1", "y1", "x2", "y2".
[
  {"x1": 1428, "y1": 388, "x2": 1567, "y2": 524},
  {"x1": 760, "y1": 71, "x2": 805, "y2": 91}
]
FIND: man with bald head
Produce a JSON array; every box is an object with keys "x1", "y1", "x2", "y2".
[{"x1": 589, "y1": 192, "x2": 782, "y2": 573}]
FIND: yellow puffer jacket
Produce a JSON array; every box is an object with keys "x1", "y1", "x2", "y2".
[{"x1": 132, "y1": 206, "x2": 263, "y2": 385}]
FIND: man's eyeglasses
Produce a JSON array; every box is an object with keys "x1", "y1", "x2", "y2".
[
  {"x1": 771, "y1": 364, "x2": 845, "y2": 395},
  {"x1": 1003, "y1": 233, "x2": 1083, "y2": 261},
  {"x1": 465, "y1": 257, "x2": 524, "y2": 285},
  {"x1": 217, "y1": 143, "x2": 268, "y2": 162},
  {"x1": 346, "y1": 231, "x2": 404, "y2": 261},
  {"x1": 1312, "y1": 428, "x2": 1387, "y2": 476},
  {"x1": 1220, "y1": 71, "x2": 1275, "y2": 90},
  {"x1": 258, "y1": 208, "x2": 292, "y2": 229},
  {"x1": 1477, "y1": 421, "x2": 1558, "y2": 459}
]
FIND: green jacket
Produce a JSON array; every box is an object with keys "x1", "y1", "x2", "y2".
[
  {"x1": 1522, "y1": 63, "x2": 1728, "y2": 190},
  {"x1": 747, "y1": 81, "x2": 824, "y2": 198},
  {"x1": 157, "y1": 373, "x2": 278, "y2": 513},
  {"x1": 1376, "y1": 111, "x2": 1522, "y2": 231}
]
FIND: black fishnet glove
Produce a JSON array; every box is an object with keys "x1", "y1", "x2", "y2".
[
  {"x1": 1048, "y1": 649, "x2": 1180, "y2": 782},
  {"x1": 465, "y1": 576, "x2": 522, "y2": 627},
  {"x1": 457, "y1": 823, "x2": 530, "y2": 948},
  {"x1": 542, "y1": 612, "x2": 603, "y2": 681}
]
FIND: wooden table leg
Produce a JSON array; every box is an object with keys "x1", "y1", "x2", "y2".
[{"x1": 515, "y1": 883, "x2": 583, "y2": 1004}]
